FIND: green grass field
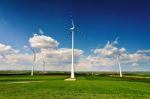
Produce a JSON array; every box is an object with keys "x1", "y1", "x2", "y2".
[{"x1": 0, "y1": 73, "x2": 150, "y2": 99}]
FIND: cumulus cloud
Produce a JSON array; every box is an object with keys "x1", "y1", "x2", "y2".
[
  {"x1": 87, "y1": 56, "x2": 115, "y2": 66},
  {"x1": 0, "y1": 43, "x2": 19, "y2": 55},
  {"x1": 5, "y1": 53, "x2": 33, "y2": 65},
  {"x1": 0, "y1": 44, "x2": 32, "y2": 66},
  {"x1": 27, "y1": 33, "x2": 84, "y2": 70},
  {"x1": 86, "y1": 38, "x2": 150, "y2": 71},
  {"x1": 0, "y1": 34, "x2": 150, "y2": 71},
  {"x1": 0, "y1": 50, "x2": 34, "y2": 70},
  {"x1": 41, "y1": 48, "x2": 83, "y2": 57},
  {"x1": 75, "y1": 39, "x2": 122, "y2": 70},
  {"x1": 94, "y1": 41, "x2": 118, "y2": 56},
  {"x1": 93, "y1": 39, "x2": 123, "y2": 57},
  {"x1": 137, "y1": 50, "x2": 150, "y2": 53},
  {"x1": 119, "y1": 48, "x2": 126, "y2": 53},
  {"x1": 29, "y1": 34, "x2": 59, "y2": 49},
  {"x1": 37, "y1": 48, "x2": 84, "y2": 65},
  {"x1": 28, "y1": 32, "x2": 84, "y2": 67},
  {"x1": 132, "y1": 63, "x2": 139, "y2": 66}
]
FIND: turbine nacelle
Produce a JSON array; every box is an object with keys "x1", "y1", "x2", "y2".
[
  {"x1": 70, "y1": 17, "x2": 75, "y2": 31},
  {"x1": 70, "y1": 27, "x2": 75, "y2": 31}
]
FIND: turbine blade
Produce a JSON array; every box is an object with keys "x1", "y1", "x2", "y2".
[
  {"x1": 29, "y1": 47, "x2": 35, "y2": 54},
  {"x1": 34, "y1": 54, "x2": 36, "y2": 61},
  {"x1": 71, "y1": 19, "x2": 75, "y2": 28},
  {"x1": 39, "y1": 28, "x2": 44, "y2": 35}
]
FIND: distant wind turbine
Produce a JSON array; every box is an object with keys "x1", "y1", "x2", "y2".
[
  {"x1": 110, "y1": 38, "x2": 123, "y2": 77},
  {"x1": 29, "y1": 47, "x2": 36, "y2": 76},
  {"x1": 117, "y1": 50, "x2": 123, "y2": 77},
  {"x1": 91, "y1": 61, "x2": 94, "y2": 76},
  {"x1": 42, "y1": 57, "x2": 46, "y2": 73}
]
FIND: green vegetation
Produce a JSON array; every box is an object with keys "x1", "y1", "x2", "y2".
[{"x1": 0, "y1": 72, "x2": 150, "y2": 99}]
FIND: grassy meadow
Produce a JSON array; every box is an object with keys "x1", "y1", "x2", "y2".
[{"x1": 0, "y1": 72, "x2": 150, "y2": 99}]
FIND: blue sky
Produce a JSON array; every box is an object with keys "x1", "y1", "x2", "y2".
[
  {"x1": 0, "y1": 0, "x2": 150, "y2": 52},
  {"x1": 0, "y1": 0, "x2": 150, "y2": 71}
]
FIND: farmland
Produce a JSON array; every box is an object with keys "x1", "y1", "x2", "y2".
[{"x1": 0, "y1": 72, "x2": 150, "y2": 99}]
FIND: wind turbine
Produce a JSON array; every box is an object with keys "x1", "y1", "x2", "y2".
[
  {"x1": 110, "y1": 38, "x2": 122, "y2": 77},
  {"x1": 116, "y1": 50, "x2": 122, "y2": 77},
  {"x1": 91, "y1": 60, "x2": 94, "y2": 76},
  {"x1": 42, "y1": 58, "x2": 46, "y2": 73},
  {"x1": 29, "y1": 47, "x2": 36, "y2": 76},
  {"x1": 37, "y1": 28, "x2": 46, "y2": 73},
  {"x1": 70, "y1": 18, "x2": 76, "y2": 79},
  {"x1": 65, "y1": 17, "x2": 76, "y2": 80}
]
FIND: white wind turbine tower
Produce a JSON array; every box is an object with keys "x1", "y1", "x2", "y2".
[
  {"x1": 65, "y1": 17, "x2": 76, "y2": 80},
  {"x1": 117, "y1": 50, "x2": 122, "y2": 77},
  {"x1": 91, "y1": 60, "x2": 94, "y2": 76},
  {"x1": 38, "y1": 28, "x2": 47, "y2": 74},
  {"x1": 111, "y1": 38, "x2": 123, "y2": 77},
  {"x1": 42, "y1": 60, "x2": 46, "y2": 73},
  {"x1": 90, "y1": 44, "x2": 101, "y2": 76},
  {"x1": 29, "y1": 47, "x2": 36, "y2": 76},
  {"x1": 70, "y1": 18, "x2": 75, "y2": 79}
]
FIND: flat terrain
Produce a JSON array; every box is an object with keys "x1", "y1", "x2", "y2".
[{"x1": 0, "y1": 73, "x2": 150, "y2": 99}]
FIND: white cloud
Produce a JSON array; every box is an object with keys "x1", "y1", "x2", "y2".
[
  {"x1": 29, "y1": 34, "x2": 59, "y2": 49},
  {"x1": 0, "y1": 43, "x2": 19, "y2": 55},
  {"x1": 119, "y1": 48, "x2": 126, "y2": 53},
  {"x1": 0, "y1": 44, "x2": 33, "y2": 70},
  {"x1": 23, "y1": 45, "x2": 29, "y2": 49},
  {"x1": 137, "y1": 50, "x2": 150, "y2": 53},
  {"x1": 130, "y1": 53, "x2": 150, "y2": 62},
  {"x1": 0, "y1": 33, "x2": 85, "y2": 70},
  {"x1": 88, "y1": 39, "x2": 150, "y2": 71},
  {"x1": 38, "y1": 48, "x2": 84, "y2": 65},
  {"x1": 132, "y1": 63, "x2": 139, "y2": 66},
  {"x1": 0, "y1": 35, "x2": 150, "y2": 71},
  {"x1": 93, "y1": 39, "x2": 124, "y2": 57},
  {"x1": 28, "y1": 32, "x2": 84, "y2": 65},
  {"x1": 93, "y1": 41, "x2": 118, "y2": 56},
  {"x1": 5, "y1": 53, "x2": 32, "y2": 65},
  {"x1": 87, "y1": 56, "x2": 115, "y2": 66}
]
